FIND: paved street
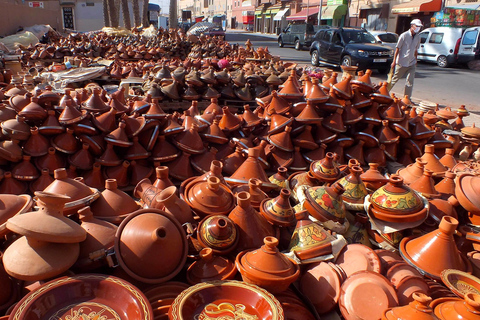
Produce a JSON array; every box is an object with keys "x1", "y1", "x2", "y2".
[{"x1": 226, "y1": 31, "x2": 480, "y2": 117}]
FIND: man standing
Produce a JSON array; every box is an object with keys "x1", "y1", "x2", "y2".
[{"x1": 388, "y1": 19, "x2": 423, "y2": 98}]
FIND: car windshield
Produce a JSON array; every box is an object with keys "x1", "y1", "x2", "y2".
[
  {"x1": 378, "y1": 33, "x2": 398, "y2": 43},
  {"x1": 342, "y1": 30, "x2": 377, "y2": 44}
]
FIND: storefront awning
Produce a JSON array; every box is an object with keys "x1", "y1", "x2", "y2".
[
  {"x1": 274, "y1": 8, "x2": 290, "y2": 21},
  {"x1": 286, "y1": 7, "x2": 320, "y2": 20},
  {"x1": 242, "y1": 0, "x2": 252, "y2": 6},
  {"x1": 391, "y1": 0, "x2": 441, "y2": 14},
  {"x1": 445, "y1": 3, "x2": 480, "y2": 10},
  {"x1": 267, "y1": 4, "x2": 283, "y2": 14},
  {"x1": 255, "y1": 4, "x2": 265, "y2": 15},
  {"x1": 321, "y1": 4, "x2": 348, "y2": 19}
]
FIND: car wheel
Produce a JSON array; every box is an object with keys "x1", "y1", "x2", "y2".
[
  {"x1": 341, "y1": 55, "x2": 352, "y2": 67},
  {"x1": 437, "y1": 55, "x2": 449, "y2": 68},
  {"x1": 295, "y1": 39, "x2": 302, "y2": 51},
  {"x1": 278, "y1": 38, "x2": 284, "y2": 48},
  {"x1": 311, "y1": 50, "x2": 319, "y2": 66}
]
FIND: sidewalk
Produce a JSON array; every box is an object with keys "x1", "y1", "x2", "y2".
[{"x1": 226, "y1": 28, "x2": 279, "y2": 39}]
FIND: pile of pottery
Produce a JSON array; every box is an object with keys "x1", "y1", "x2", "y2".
[{"x1": 3, "y1": 32, "x2": 480, "y2": 320}]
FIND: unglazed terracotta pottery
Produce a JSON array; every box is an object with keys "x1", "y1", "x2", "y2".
[
  {"x1": 361, "y1": 163, "x2": 388, "y2": 191},
  {"x1": 335, "y1": 243, "x2": 382, "y2": 278},
  {"x1": 433, "y1": 292, "x2": 480, "y2": 320},
  {"x1": 441, "y1": 269, "x2": 480, "y2": 299},
  {"x1": 421, "y1": 144, "x2": 448, "y2": 177},
  {"x1": 400, "y1": 216, "x2": 471, "y2": 280},
  {"x1": 232, "y1": 178, "x2": 268, "y2": 210},
  {"x1": 114, "y1": 208, "x2": 188, "y2": 283},
  {"x1": 8, "y1": 274, "x2": 153, "y2": 320},
  {"x1": 228, "y1": 191, "x2": 275, "y2": 253},
  {"x1": 455, "y1": 174, "x2": 480, "y2": 224},
  {"x1": 184, "y1": 176, "x2": 234, "y2": 217},
  {"x1": 236, "y1": 236, "x2": 300, "y2": 293},
  {"x1": 197, "y1": 215, "x2": 239, "y2": 255},
  {"x1": 382, "y1": 292, "x2": 436, "y2": 320},
  {"x1": 227, "y1": 147, "x2": 274, "y2": 188},
  {"x1": 0, "y1": 194, "x2": 32, "y2": 237},
  {"x1": 168, "y1": 280, "x2": 284, "y2": 320},
  {"x1": 156, "y1": 186, "x2": 194, "y2": 225},
  {"x1": 186, "y1": 248, "x2": 237, "y2": 285}
]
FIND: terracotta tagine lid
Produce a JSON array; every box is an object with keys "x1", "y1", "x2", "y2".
[
  {"x1": 153, "y1": 166, "x2": 174, "y2": 190},
  {"x1": 435, "y1": 170, "x2": 456, "y2": 199},
  {"x1": 219, "y1": 106, "x2": 242, "y2": 132},
  {"x1": 0, "y1": 194, "x2": 32, "y2": 237},
  {"x1": 58, "y1": 101, "x2": 87, "y2": 125},
  {"x1": 74, "y1": 206, "x2": 118, "y2": 272},
  {"x1": 52, "y1": 128, "x2": 79, "y2": 154},
  {"x1": 90, "y1": 179, "x2": 140, "y2": 223},
  {"x1": 433, "y1": 292, "x2": 480, "y2": 320},
  {"x1": 174, "y1": 123, "x2": 205, "y2": 154},
  {"x1": 227, "y1": 148, "x2": 274, "y2": 188},
  {"x1": 156, "y1": 186, "x2": 194, "y2": 225},
  {"x1": 105, "y1": 121, "x2": 132, "y2": 147},
  {"x1": 260, "y1": 189, "x2": 296, "y2": 227},
  {"x1": 232, "y1": 178, "x2": 268, "y2": 210},
  {"x1": 186, "y1": 248, "x2": 237, "y2": 285},
  {"x1": 351, "y1": 69, "x2": 374, "y2": 93},
  {"x1": 439, "y1": 148, "x2": 457, "y2": 170},
  {"x1": 266, "y1": 91, "x2": 291, "y2": 115},
  {"x1": 6, "y1": 191, "x2": 86, "y2": 243},
  {"x1": 397, "y1": 158, "x2": 428, "y2": 185},
  {"x1": 23, "y1": 127, "x2": 50, "y2": 157},
  {"x1": 369, "y1": 175, "x2": 426, "y2": 223},
  {"x1": 455, "y1": 173, "x2": 480, "y2": 217},
  {"x1": 421, "y1": 144, "x2": 447, "y2": 177},
  {"x1": 0, "y1": 171, "x2": 28, "y2": 194},
  {"x1": 19, "y1": 96, "x2": 47, "y2": 121},
  {"x1": 361, "y1": 163, "x2": 388, "y2": 191},
  {"x1": 278, "y1": 75, "x2": 303, "y2": 99},
  {"x1": 268, "y1": 125, "x2": 294, "y2": 152},
  {"x1": 12, "y1": 155, "x2": 39, "y2": 181},
  {"x1": 197, "y1": 215, "x2": 239, "y2": 255},
  {"x1": 383, "y1": 292, "x2": 436, "y2": 320},
  {"x1": 304, "y1": 182, "x2": 347, "y2": 223},
  {"x1": 410, "y1": 169, "x2": 441, "y2": 198},
  {"x1": 228, "y1": 191, "x2": 275, "y2": 252},
  {"x1": 310, "y1": 152, "x2": 340, "y2": 183},
  {"x1": 399, "y1": 216, "x2": 470, "y2": 280},
  {"x1": 288, "y1": 210, "x2": 335, "y2": 261},
  {"x1": 185, "y1": 176, "x2": 235, "y2": 217},
  {"x1": 236, "y1": 236, "x2": 300, "y2": 294}
]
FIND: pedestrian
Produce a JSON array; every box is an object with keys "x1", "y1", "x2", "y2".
[{"x1": 388, "y1": 19, "x2": 423, "y2": 98}]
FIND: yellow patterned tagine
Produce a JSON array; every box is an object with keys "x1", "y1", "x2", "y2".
[
  {"x1": 309, "y1": 152, "x2": 340, "y2": 183},
  {"x1": 371, "y1": 175, "x2": 423, "y2": 214},
  {"x1": 304, "y1": 182, "x2": 346, "y2": 223},
  {"x1": 338, "y1": 165, "x2": 368, "y2": 206}
]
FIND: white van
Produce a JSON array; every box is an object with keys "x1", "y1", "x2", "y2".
[
  {"x1": 457, "y1": 26, "x2": 480, "y2": 66},
  {"x1": 417, "y1": 27, "x2": 464, "y2": 68}
]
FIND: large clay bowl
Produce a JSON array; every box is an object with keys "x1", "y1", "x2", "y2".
[
  {"x1": 8, "y1": 274, "x2": 153, "y2": 320},
  {"x1": 168, "y1": 280, "x2": 284, "y2": 320}
]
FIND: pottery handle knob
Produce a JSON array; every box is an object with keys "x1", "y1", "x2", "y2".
[
  {"x1": 199, "y1": 248, "x2": 213, "y2": 261},
  {"x1": 207, "y1": 176, "x2": 220, "y2": 191},
  {"x1": 263, "y1": 236, "x2": 279, "y2": 251},
  {"x1": 411, "y1": 292, "x2": 432, "y2": 307},
  {"x1": 438, "y1": 216, "x2": 459, "y2": 235},
  {"x1": 465, "y1": 293, "x2": 480, "y2": 312},
  {"x1": 152, "y1": 227, "x2": 167, "y2": 242}
]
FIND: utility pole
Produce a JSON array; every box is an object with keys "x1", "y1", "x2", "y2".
[
  {"x1": 169, "y1": 0, "x2": 178, "y2": 28},
  {"x1": 317, "y1": 0, "x2": 322, "y2": 25},
  {"x1": 306, "y1": 0, "x2": 309, "y2": 22}
]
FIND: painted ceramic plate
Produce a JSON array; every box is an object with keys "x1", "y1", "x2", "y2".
[
  {"x1": 441, "y1": 269, "x2": 480, "y2": 299},
  {"x1": 168, "y1": 280, "x2": 284, "y2": 320},
  {"x1": 8, "y1": 274, "x2": 153, "y2": 320}
]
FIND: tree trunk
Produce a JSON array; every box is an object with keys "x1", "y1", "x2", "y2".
[
  {"x1": 132, "y1": 0, "x2": 141, "y2": 27},
  {"x1": 103, "y1": 0, "x2": 110, "y2": 27},
  {"x1": 169, "y1": 0, "x2": 178, "y2": 29},
  {"x1": 108, "y1": 0, "x2": 119, "y2": 27},
  {"x1": 121, "y1": 0, "x2": 131, "y2": 29},
  {"x1": 142, "y1": 0, "x2": 149, "y2": 27}
]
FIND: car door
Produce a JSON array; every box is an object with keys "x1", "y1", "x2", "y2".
[
  {"x1": 327, "y1": 30, "x2": 344, "y2": 64},
  {"x1": 318, "y1": 29, "x2": 333, "y2": 62},
  {"x1": 417, "y1": 31, "x2": 430, "y2": 62},
  {"x1": 459, "y1": 28, "x2": 479, "y2": 58},
  {"x1": 282, "y1": 25, "x2": 292, "y2": 45}
]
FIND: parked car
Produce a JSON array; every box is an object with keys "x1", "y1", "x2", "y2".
[
  {"x1": 417, "y1": 27, "x2": 464, "y2": 68},
  {"x1": 205, "y1": 26, "x2": 225, "y2": 37},
  {"x1": 310, "y1": 27, "x2": 394, "y2": 74},
  {"x1": 369, "y1": 31, "x2": 399, "y2": 50},
  {"x1": 278, "y1": 23, "x2": 325, "y2": 50},
  {"x1": 457, "y1": 26, "x2": 480, "y2": 66}
]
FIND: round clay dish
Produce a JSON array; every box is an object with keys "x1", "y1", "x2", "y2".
[
  {"x1": 339, "y1": 271, "x2": 398, "y2": 320},
  {"x1": 441, "y1": 269, "x2": 480, "y2": 299},
  {"x1": 387, "y1": 262, "x2": 423, "y2": 288},
  {"x1": 335, "y1": 244, "x2": 382, "y2": 278},
  {"x1": 375, "y1": 249, "x2": 404, "y2": 274},
  {"x1": 8, "y1": 274, "x2": 153, "y2": 320}
]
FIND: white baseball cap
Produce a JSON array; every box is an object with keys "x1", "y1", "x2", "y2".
[{"x1": 411, "y1": 19, "x2": 423, "y2": 27}]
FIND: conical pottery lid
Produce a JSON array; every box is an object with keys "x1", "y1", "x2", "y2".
[
  {"x1": 91, "y1": 179, "x2": 140, "y2": 219},
  {"x1": 174, "y1": 123, "x2": 205, "y2": 154},
  {"x1": 332, "y1": 74, "x2": 352, "y2": 99},
  {"x1": 197, "y1": 215, "x2": 239, "y2": 254},
  {"x1": 227, "y1": 148, "x2": 273, "y2": 187},
  {"x1": 383, "y1": 98, "x2": 405, "y2": 122},
  {"x1": 186, "y1": 248, "x2": 237, "y2": 285},
  {"x1": 0, "y1": 194, "x2": 32, "y2": 237},
  {"x1": 342, "y1": 101, "x2": 364, "y2": 125},
  {"x1": 377, "y1": 120, "x2": 400, "y2": 144},
  {"x1": 1, "y1": 116, "x2": 31, "y2": 140},
  {"x1": 309, "y1": 152, "x2": 340, "y2": 183},
  {"x1": 410, "y1": 169, "x2": 441, "y2": 198},
  {"x1": 202, "y1": 119, "x2": 228, "y2": 144},
  {"x1": 304, "y1": 182, "x2": 346, "y2": 223},
  {"x1": 360, "y1": 163, "x2": 388, "y2": 190},
  {"x1": 162, "y1": 114, "x2": 185, "y2": 135},
  {"x1": 92, "y1": 107, "x2": 117, "y2": 133},
  {"x1": 351, "y1": 87, "x2": 372, "y2": 108},
  {"x1": 243, "y1": 105, "x2": 263, "y2": 128},
  {"x1": 96, "y1": 143, "x2": 122, "y2": 166},
  {"x1": 461, "y1": 123, "x2": 480, "y2": 139},
  {"x1": 351, "y1": 69, "x2": 374, "y2": 93},
  {"x1": 268, "y1": 125, "x2": 294, "y2": 152},
  {"x1": 0, "y1": 139, "x2": 23, "y2": 162},
  {"x1": 12, "y1": 155, "x2": 39, "y2": 181},
  {"x1": 322, "y1": 108, "x2": 346, "y2": 133},
  {"x1": 420, "y1": 144, "x2": 447, "y2": 176},
  {"x1": 82, "y1": 88, "x2": 108, "y2": 112},
  {"x1": 338, "y1": 165, "x2": 368, "y2": 204},
  {"x1": 296, "y1": 101, "x2": 323, "y2": 124},
  {"x1": 260, "y1": 189, "x2": 296, "y2": 227},
  {"x1": 306, "y1": 78, "x2": 329, "y2": 102},
  {"x1": 219, "y1": 106, "x2": 242, "y2": 132},
  {"x1": 151, "y1": 135, "x2": 180, "y2": 161},
  {"x1": 400, "y1": 216, "x2": 469, "y2": 280},
  {"x1": 43, "y1": 168, "x2": 96, "y2": 202},
  {"x1": 238, "y1": 236, "x2": 300, "y2": 280},
  {"x1": 161, "y1": 81, "x2": 181, "y2": 100},
  {"x1": 435, "y1": 170, "x2": 456, "y2": 197},
  {"x1": 439, "y1": 148, "x2": 457, "y2": 169},
  {"x1": 19, "y1": 96, "x2": 47, "y2": 121},
  {"x1": 105, "y1": 121, "x2": 132, "y2": 147},
  {"x1": 6, "y1": 191, "x2": 86, "y2": 243},
  {"x1": 266, "y1": 91, "x2": 291, "y2": 115},
  {"x1": 278, "y1": 75, "x2": 303, "y2": 98},
  {"x1": 371, "y1": 82, "x2": 394, "y2": 104},
  {"x1": 186, "y1": 176, "x2": 235, "y2": 216},
  {"x1": 2, "y1": 237, "x2": 79, "y2": 281},
  {"x1": 52, "y1": 128, "x2": 79, "y2": 154},
  {"x1": 114, "y1": 208, "x2": 188, "y2": 283},
  {"x1": 203, "y1": 84, "x2": 221, "y2": 100},
  {"x1": 204, "y1": 98, "x2": 223, "y2": 115},
  {"x1": 293, "y1": 125, "x2": 319, "y2": 150},
  {"x1": 58, "y1": 101, "x2": 87, "y2": 125},
  {"x1": 397, "y1": 158, "x2": 428, "y2": 185},
  {"x1": 268, "y1": 113, "x2": 294, "y2": 135}
]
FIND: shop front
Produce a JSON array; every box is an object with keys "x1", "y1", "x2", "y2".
[
  {"x1": 286, "y1": 7, "x2": 321, "y2": 24},
  {"x1": 391, "y1": 0, "x2": 442, "y2": 34},
  {"x1": 321, "y1": 0, "x2": 348, "y2": 27},
  {"x1": 432, "y1": 2, "x2": 480, "y2": 27}
]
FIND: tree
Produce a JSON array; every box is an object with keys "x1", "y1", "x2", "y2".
[
  {"x1": 121, "y1": 0, "x2": 131, "y2": 29},
  {"x1": 133, "y1": 0, "x2": 141, "y2": 27},
  {"x1": 108, "y1": 0, "x2": 119, "y2": 27},
  {"x1": 169, "y1": 0, "x2": 178, "y2": 29},
  {"x1": 142, "y1": 0, "x2": 149, "y2": 26},
  {"x1": 103, "y1": 0, "x2": 110, "y2": 27}
]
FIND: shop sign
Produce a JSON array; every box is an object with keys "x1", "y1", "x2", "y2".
[{"x1": 29, "y1": 1, "x2": 44, "y2": 8}]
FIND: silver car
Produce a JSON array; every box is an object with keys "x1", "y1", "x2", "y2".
[{"x1": 369, "y1": 31, "x2": 399, "y2": 50}]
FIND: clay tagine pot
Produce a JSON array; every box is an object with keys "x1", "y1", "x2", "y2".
[
  {"x1": 236, "y1": 236, "x2": 300, "y2": 294},
  {"x1": 309, "y1": 152, "x2": 340, "y2": 183},
  {"x1": 433, "y1": 292, "x2": 480, "y2": 320},
  {"x1": 0, "y1": 194, "x2": 32, "y2": 237},
  {"x1": 260, "y1": 189, "x2": 296, "y2": 227},
  {"x1": 184, "y1": 176, "x2": 235, "y2": 217},
  {"x1": 186, "y1": 248, "x2": 237, "y2": 285},
  {"x1": 197, "y1": 215, "x2": 239, "y2": 255},
  {"x1": 114, "y1": 208, "x2": 188, "y2": 283},
  {"x1": 155, "y1": 186, "x2": 194, "y2": 225},
  {"x1": 383, "y1": 292, "x2": 437, "y2": 320},
  {"x1": 304, "y1": 182, "x2": 347, "y2": 224}
]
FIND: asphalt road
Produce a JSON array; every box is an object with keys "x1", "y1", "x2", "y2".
[{"x1": 225, "y1": 32, "x2": 480, "y2": 115}]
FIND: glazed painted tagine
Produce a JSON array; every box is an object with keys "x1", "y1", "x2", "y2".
[
  {"x1": 260, "y1": 188, "x2": 296, "y2": 227},
  {"x1": 236, "y1": 236, "x2": 300, "y2": 294},
  {"x1": 382, "y1": 292, "x2": 436, "y2": 320},
  {"x1": 310, "y1": 152, "x2": 340, "y2": 183},
  {"x1": 433, "y1": 292, "x2": 480, "y2": 320},
  {"x1": 168, "y1": 280, "x2": 284, "y2": 320},
  {"x1": 368, "y1": 175, "x2": 427, "y2": 224},
  {"x1": 304, "y1": 182, "x2": 347, "y2": 223},
  {"x1": 197, "y1": 215, "x2": 239, "y2": 255},
  {"x1": 186, "y1": 248, "x2": 237, "y2": 285},
  {"x1": 338, "y1": 165, "x2": 368, "y2": 211},
  {"x1": 184, "y1": 176, "x2": 235, "y2": 217},
  {"x1": 114, "y1": 208, "x2": 188, "y2": 284},
  {"x1": 8, "y1": 274, "x2": 153, "y2": 320},
  {"x1": 399, "y1": 216, "x2": 471, "y2": 280}
]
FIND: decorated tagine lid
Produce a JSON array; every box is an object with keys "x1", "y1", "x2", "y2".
[
  {"x1": 184, "y1": 176, "x2": 235, "y2": 217},
  {"x1": 383, "y1": 292, "x2": 436, "y2": 320},
  {"x1": 8, "y1": 274, "x2": 153, "y2": 320},
  {"x1": 310, "y1": 152, "x2": 340, "y2": 183},
  {"x1": 304, "y1": 182, "x2": 347, "y2": 223},
  {"x1": 168, "y1": 280, "x2": 284, "y2": 320},
  {"x1": 368, "y1": 174, "x2": 427, "y2": 224},
  {"x1": 236, "y1": 236, "x2": 300, "y2": 294},
  {"x1": 288, "y1": 210, "x2": 336, "y2": 261},
  {"x1": 114, "y1": 208, "x2": 188, "y2": 284},
  {"x1": 186, "y1": 248, "x2": 237, "y2": 285},
  {"x1": 0, "y1": 194, "x2": 32, "y2": 237},
  {"x1": 338, "y1": 165, "x2": 368, "y2": 211},
  {"x1": 260, "y1": 188, "x2": 296, "y2": 227},
  {"x1": 197, "y1": 215, "x2": 239, "y2": 255}
]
